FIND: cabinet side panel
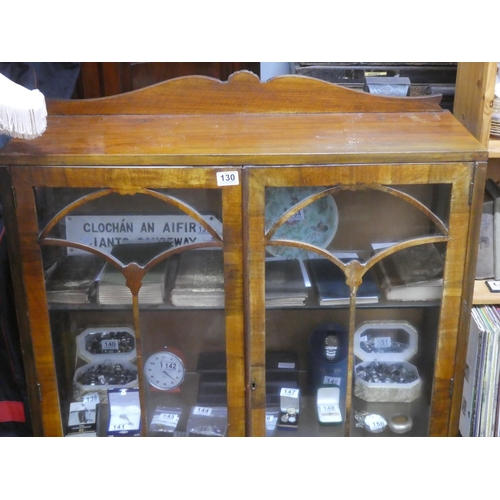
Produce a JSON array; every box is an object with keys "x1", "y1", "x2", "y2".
[
  {"x1": 429, "y1": 165, "x2": 476, "y2": 435},
  {"x1": 9, "y1": 169, "x2": 63, "y2": 436},
  {"x1": 449, "y1": 161, "x2": 487, "y2": 435}
]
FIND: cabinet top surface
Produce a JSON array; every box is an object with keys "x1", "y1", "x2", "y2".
[{"x1": 0, "y1": 71, "x2": 487, "y2": 166}]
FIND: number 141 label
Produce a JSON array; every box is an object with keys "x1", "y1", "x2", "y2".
[{"x1": 216, "y1": 171, "x2": 239, "y2": 186}]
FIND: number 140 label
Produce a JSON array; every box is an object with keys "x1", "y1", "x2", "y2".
[{"x1": 216, "y1": 171, "x2": 239, "y2": 186}]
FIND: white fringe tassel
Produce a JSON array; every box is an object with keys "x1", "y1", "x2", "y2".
[{"x1": 0, "y1": 73, "x2": 47, "y2": 140}]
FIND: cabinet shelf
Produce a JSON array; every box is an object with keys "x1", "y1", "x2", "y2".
[
  {"x1": 473, "y1": 280, "x2": 500, "y2": 305},
  {"x1": 47, "y1": 303, "x2": 224, "y2": 312},
  {"x1": 47, "y1": 294, "x2": 442, "y2": 311}
]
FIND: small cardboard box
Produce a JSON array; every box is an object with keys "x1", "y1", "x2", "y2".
[
  {"x1": 107, "y1": 388, "x2": 141, "y2": 437},
  {"x1": 317, "y1": 386, "x2": 342, "y2": 425},
  {"x1": 66, "y1": 400, "x2": 99, "y2": 436},
  {"x1": 278, "y1": 387, "x2": 300, "y2": 430}
]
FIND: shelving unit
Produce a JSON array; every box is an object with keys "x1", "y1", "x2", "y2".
[
  {"x1": 454, "y1": 62, "x2": 500, "y2": 305},
  {"x1": 454, "y1": 63, "x2": 498, "y2": 150}
]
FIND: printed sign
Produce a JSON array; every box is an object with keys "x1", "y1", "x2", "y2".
[{"x1": 65, "y1": 214, "x2": 223, "y2": 254}]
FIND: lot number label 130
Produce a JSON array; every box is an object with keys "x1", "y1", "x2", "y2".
[{"x1": 216, "y1": 171, "x2": 239, "y2": 186}]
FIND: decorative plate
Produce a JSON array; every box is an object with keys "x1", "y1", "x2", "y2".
[{"x1": 265, "y1": 187, "x2": 338, "y2": 258}]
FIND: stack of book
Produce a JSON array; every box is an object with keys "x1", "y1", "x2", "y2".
[
  {"x1": 460, "y1": 305, "x2": 500, "y2": 437},
  {"x1": 307, "y1": 256, "x2": 379, "y2": 306},
  {"x1": 370, "y1": 244, "x2": 444, "y2": 301},
  {"x1": 265, "y1": 258, "x2": 309, "y2": 307},
  {"x1": 45, "y1": 254, "x2": 104, "y2": 304},
  {"x1": 171, "y1": 249, "x2": 225, "y2": 307},
  {"x1": 97, "y1": 242, "x2": 171, "y2": 305},
  {"x1": 171, "y1": 251, "x2": 310, "y2": 308}
]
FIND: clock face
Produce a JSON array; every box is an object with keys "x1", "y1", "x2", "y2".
[{"x1": 144, "y1": 351, "x2": 186, "y2": 391}]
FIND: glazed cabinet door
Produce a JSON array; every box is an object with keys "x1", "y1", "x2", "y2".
[
  {"x1": 6, "y1": 165, "x2": 244, "y2": 437},
  {"x1": 245, "y1": 162, "x2": 475, "y2": 437}
]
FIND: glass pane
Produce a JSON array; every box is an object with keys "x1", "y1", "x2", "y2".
[
  {"x1": 264, "y1": 183, "x2": 450, "y2": 437},
  {"x1": 37, "y1": 187, "x2": 228, "y2": 437},
  {"x1": 139, "y1": 248, "x2": 228, "y2": 437}
]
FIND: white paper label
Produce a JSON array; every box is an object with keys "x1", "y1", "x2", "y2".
[
  {"x1": 318, "y1": 404, "x2": 342, "y2": 423},
  {"x1": 278, "y1": 362, "x2": 295, "y2": 369},
  {"x1": 216, "y1": 171, "x2": 239, "y2": 186},
  {"x1": 101, "y1": 339, "x2": 119, "y2": 352},
  {"x1": 323, "y1": 376, "x2": 341, "y2": 386},
  {"x1": 374, "y1": 337, "x2": 392, "y2": 349},
  {"x1": 82, "y1": 392, "x2": 100, "y2": 404},
  {"x1": 155, "y1": 413, "x2": 180, "y2": 424},
  {"x1": 265, "y1": 414, "x2": 277, "y2": 431},
  {"x1": 319, "y1": 404, "x2": 341, "y2": 416},
  {"x1": 193, "y1": 406, "x2": 212, "y2": 416},
  {"x1": 364, "y1": 414, "x2": 387, "y2": 432},
  {"x1": 280, "y1": 388, "x2": 299, "y2": 398}
]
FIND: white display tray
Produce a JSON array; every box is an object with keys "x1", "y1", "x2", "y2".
[{"x1": 76, "y1": 326, "x2": 136, "y2": 364}]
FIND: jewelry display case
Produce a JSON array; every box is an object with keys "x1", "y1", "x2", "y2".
[{"x1": 0, "y1": 71, "x2": 487, "y2": 436}]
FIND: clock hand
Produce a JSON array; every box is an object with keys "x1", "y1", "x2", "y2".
[{"x1": 162, "y1": 371, "x2": 175, "y2": 381}]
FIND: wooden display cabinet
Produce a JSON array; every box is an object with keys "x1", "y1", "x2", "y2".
[{"x1": 0, "y1": 71, "x2": 487, "y2": 436}]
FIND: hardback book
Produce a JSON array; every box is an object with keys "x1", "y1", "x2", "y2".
[
  {"x1": 45, "y1": 253, "x2": 104, "y2": 304},
  {"x1": 371, "y1": 244, "x2": 444, "y2": 301},
  {"x1": 97, "y1": 242, "x2": 171, "y2": 305},
  {"x1": 485, "y1": 178, "x2": 500, "y2": 280},
  {"x1": 265, "y1": 258, "x2": 309, "y2": 307},
  {"x1": 171, "y1": 248, "x2": 225, "y2": 307},
  {"x1": 476, "y1": 188, "x2": 495, "y2": 279},
  {"x1": 307, "y1": 258, "x2": 379, "y2": 306}
]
